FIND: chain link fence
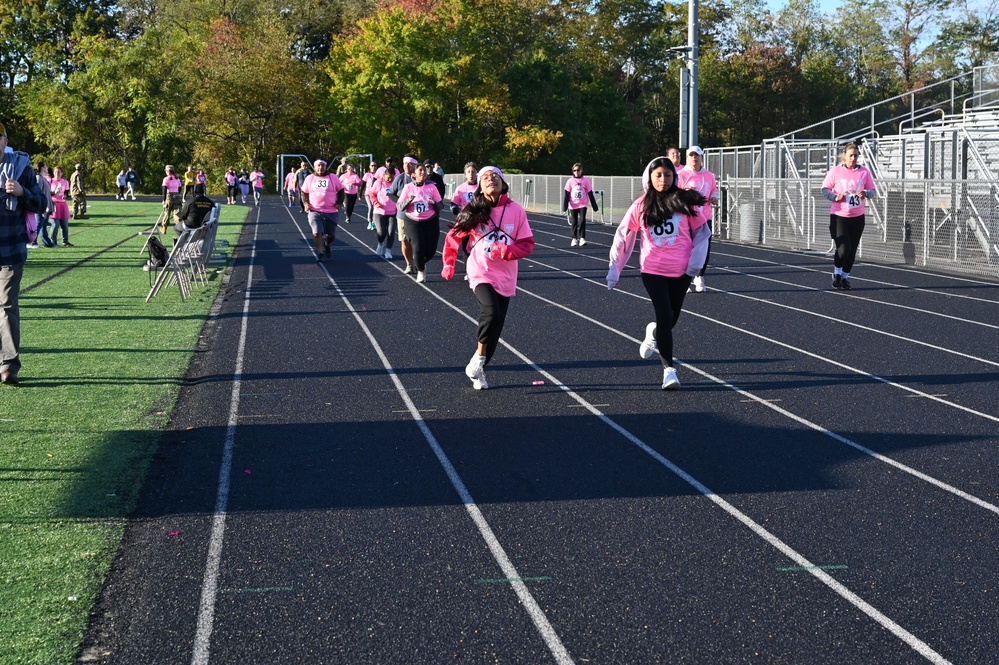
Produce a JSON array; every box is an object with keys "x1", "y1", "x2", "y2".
[{"x1": 445, "y1": 172, "x2": 999, "y2": 279}]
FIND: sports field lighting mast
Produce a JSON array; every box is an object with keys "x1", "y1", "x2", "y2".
[{"x1": 668, "y1": 0, "x2": 699, "y2": 149}]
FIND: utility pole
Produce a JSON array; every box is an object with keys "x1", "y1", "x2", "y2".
[{"x1": 675, "y1": 0, "x2": 699, "y2": 149}]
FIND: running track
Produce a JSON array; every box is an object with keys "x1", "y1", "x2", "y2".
[{"x1": 81, "y1": 197, "x2": 999, "y2": 664}]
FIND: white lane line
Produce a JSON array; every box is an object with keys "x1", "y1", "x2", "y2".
[
  {"x1": 714, "y1": 244, "x2": 999, "y2": 305},
  {"x1": 294, "y1": 215, "x2": 574, "y2": 665},
  {"x1": 191, "y1": 208, "x2": 261, "y2": 665},
  {"x1": 335, "y1": 225, "x2": 956, "y2": 664}
]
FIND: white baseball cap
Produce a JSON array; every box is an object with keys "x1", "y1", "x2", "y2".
[{"x1": 687, "y1": 145, "x2": 704, "y2": 156}]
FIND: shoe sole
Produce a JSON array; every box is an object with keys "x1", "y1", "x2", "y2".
[
  {"x1": 639, "y1": 322, "x2": 657, "y2": 359},
  {"x1": 662, "y1": 380, "x2": 680, "y2": 391}
]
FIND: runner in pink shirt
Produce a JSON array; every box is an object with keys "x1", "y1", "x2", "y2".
[
  {"x1": 224, "y1": 167, "x2": 238, "y2": 205},
  {"x1": 362, "y1": 162, "x2": 379, "y2": 228},
  {"x1": 301, "y1": 159, "x2": 344, "y2": 262},
  {"x1": 397, "y1": 163, "x2": 443, "y2": 283},
  {"x1": 339, "y1": 163, "x2": 363, "y2": 223},
  {"x1": 368, "y1": 169, "x2": 397, "y2": 259},
  {"x1": 441, "y1": 166, "x2": 535, "y2": 390},
  {"x1": 249, "y1": 168, "x2": 265, "y2": 206},
  {"x1": 161, "y1": 165, "x2": 183, "y2": 233},
  {"x1": 562, "y1": 162, "x2": 599, "y2": 246},
  {"x1": 283, "y1": 170, "x2": 297, "y2": 208},
  {"x1": 450, "y1": 162, "x2": 478, "y2": 214},
  {"x1": 606, "y1": 156, "x2": 710, "y2": 390},
  {"x1": 677, "y1": 145, "x2": 718, "y2": 293},
  {"x1": 48, "y1": 166, "x2": 72, "y2": 246},
  {"x1": 822, "y1": 142, "x2": 876, "y2": 290}
]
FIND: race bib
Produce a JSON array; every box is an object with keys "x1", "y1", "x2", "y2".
[
  {"x1": 315, "y1": 179, "x2": 329, "y2": 189},
  {"x1": 413, "y1": 200, "x2": 427, "y2": 214},
  {"x1": 847, "y1": 193, "x2": 862, "y2": 208},
  {"x1": 571, "y1": 186, "x2": 583, "y2": 201},
  {"x1": 649, "y1": 213, "x2": 682, "y2": 247}
]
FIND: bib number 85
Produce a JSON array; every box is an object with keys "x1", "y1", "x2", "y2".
[{"x1": 652, "y1": 219, "x2": 676, "y2": 236}]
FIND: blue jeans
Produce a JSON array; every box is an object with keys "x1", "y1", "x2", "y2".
[
  {"x1": 49, "y1": 217, "x2": 70, "y2": 244},
  {"x1": 38, "y1": 213, "x2": 54, "y2": 246}
]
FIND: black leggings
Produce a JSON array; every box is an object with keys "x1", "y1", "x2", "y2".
[
  {"x1": 830, "y1": 214, "x2": 865, "y2": 273},
  {"x1": 474, "y1": 283, "x2": 511, "y2": 365},
  {"x1": 640, "y1": 272, "x2": 693, "y2": 368},
  {"x1": 404, "y1": 215, "x2": 441, "y2": 272},
  {"x1": 569, "y1": 207, "x2": 587, "y2": 240},
  {"x1": 375, "y1": 214, "x2": 395, "y2": 250},
  {"x1": 344, "y1": 193, "x2": 357, "y2": 219}
]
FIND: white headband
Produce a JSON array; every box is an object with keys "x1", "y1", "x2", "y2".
[
  {"x1": 403, "y1": 156, "x2": 419, "y2": 165},
  {"x1": 476, "y1": 166, "x2": 504, "y2": 183}
]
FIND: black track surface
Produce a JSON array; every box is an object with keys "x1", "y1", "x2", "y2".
[{"x1": 80, "y1": 198, "x2": 999, "y2": 664}]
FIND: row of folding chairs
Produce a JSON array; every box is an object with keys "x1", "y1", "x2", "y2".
[{"x1": 145, "y1": 204, "x2": 225, "y2": 302}]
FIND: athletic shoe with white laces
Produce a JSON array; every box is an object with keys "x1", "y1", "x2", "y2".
[
  {"x1": 383, "y1": 249, "x2": 393, "y2": 260},
  {"x1": 639, "y1": 322, "x2": 657, "y2": 359},
  {"x1": 570, "y1": 238, "x2": 578, "y2": 247},
  {"x1": 416, "y1": 271, "x2": 426, "y2": 283},
  {"x1": 579, "y1": 238, "x2": 587, "y2": 247},
  {"x1": 662, "y1": 366, "x2": 680, "y2": 390},
  {"x1": 404, "y1": 263, "x2": 413, "y2": 274},
  {"x1": 692, "y1": 275, "x2": 704, "y2": 292},
  {"x1": 465, "y1": 354, "x2": 488, "y2": 390}
]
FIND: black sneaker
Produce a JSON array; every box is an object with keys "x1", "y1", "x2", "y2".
[
  {"x1": 324, "y1": 244, "x2": 331, "y2": 258},
  {"x1": 832, "y1": 274, "x2": 842, "y2": 290},
  {"x1": 840, "y1": 278, "x2": 852, "y2": 290}
]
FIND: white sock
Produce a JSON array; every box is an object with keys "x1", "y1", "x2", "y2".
[
  {"x1": 834, "y1": 267, "x2": 843, "y2": 276},
  {"x1": 842, "y1": 271, "x2": 850, "y2": 279}
]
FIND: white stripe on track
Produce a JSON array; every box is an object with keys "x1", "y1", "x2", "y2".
[
  {"x1": 333, "y1": 224, "x2": 955, "y2": 665},
  {"x1": 288, "y1": 212, "x2": 574, "y2": 665},
  {"x1": 191, "y1": 207, "x2": 261, "y2": 665}
]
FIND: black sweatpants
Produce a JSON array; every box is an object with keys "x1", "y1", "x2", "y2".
[
  {"x1": 569, "y1": 207, "x2": 587, "y2": 240},
  {"x1": 829, "y1": 214, "x2": 865, "y2": 273},
  {"x1": 344, "y1": 193, "x2": 358, "y2": 220},
  {"x1": 474, "y1": 283, "x2": 511, "y2": 365},
  {"x1": 640, "y1": 272, "x2": 693, "y2": 368},
  {"x1": 404, "y1": 215, "x2": 441, "y2": 272}
]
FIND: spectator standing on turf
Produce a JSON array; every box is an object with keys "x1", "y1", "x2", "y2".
[
  {"x1": 387, "y1": 154, "x2": 418, "y2": 274},
  {"x1": 606, "y1": 156, "x2": 709, "y2": 391},
  {"x1": 32, "y1": 162, "x2": 54, "y2": 249},
  {"x1": 397, "y1": 163, "x2": 443, "y2": 283},
  {"x1": 250, "y1": 167, "x2": 265, "y2": 206},
  {"x1": 822, "y1": 142, "x2": 876, "y2": 290},
  {"x1": 225, "y1": 167, "x2": 238, "y2": 205},
  {"x1": 667, "y1": 147, "x2": 683, "y2": 170},
  {"x1": 368, "y1": 167, "x2": 396, "y2": 259},
  {"x1": 161, "y1": 165, "x2": 183, "y2": 233},
  {"x1": 440, "y1": 166, "x2": 534, "y2": 390},
  {"x1": 301, "y1": 159, "x2": 344, "y2": 262},
  {"x1": 283, "y1": 168, "x2": 297, "y2": 207},
  {"x1": 116, "y1": 169, "x2": 127, "y2": 200},
  {"x1": 562, "y1": 162, "x2": 598, "y2": 247},
  {"x1": 195, "y1": 169, "x2": 207, "y2": 196},
  {"x1": 362, "y1": 161, "x2": 378, "y2": 229},
  {"x1": 70, "y1": 163, "x2": 87, "y2": 219},
  {"x1": 48, "y1": 166, "x2": 73, "y2": 246},
  {"x1": 677, "y1": 145, "x2": 718, "y2": 293},
  {"x1": 340, "y1": 163, "x2": 362, "y2": 223},
  {"x1": 237, "y1": 168, "x2": 250, "y2": 203},
  {"x1": 125, "y1": 167, "x2": 138, "y2": 200},
  {"x1": 1, "y1": 121, "x2": 44, "y2": 386}
]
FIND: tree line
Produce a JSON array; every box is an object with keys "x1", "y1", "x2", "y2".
[{"x1": 1, "y1": 0, "x2": 995, "y2": 188}]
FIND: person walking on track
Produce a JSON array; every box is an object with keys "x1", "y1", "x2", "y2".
[
  {"x1": 822, "y1": 142, "x2": 876, "y2": 290},
  {"x1": 340, "y1": 163, "x2": 362, "y2": 223},
  {"x1": 441, "y1": 166, "x2": 535, "y2": 390},
  {"x1": 362, "y1": 162, "x2": 378, "y2": 229},
  {"x1": 677, "y1": 145, "x2": 718, "y2": 293},
  {"x1": 606, "y1": 156, "x2": 710, "y2": 390},
  {"x1": 301, "y1": 159, "x2": 344, "y2": 263},
  {"x1": 562, "y1": 162, "x2": 598, "y2": 247},
  {"x1": 396, "y1": 163, "x2": 443, "y2": 284},
  {"x1": 368, "y1": 167, "x2": 396, "y2": 260}
]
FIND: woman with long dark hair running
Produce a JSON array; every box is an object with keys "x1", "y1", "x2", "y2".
[
  {"x1": 441, "y1": 166, "x2": 535, "y2": 390},
  {"x1": 822, "y1": 142, "x2": 876, "y2": 290},
  {"x1": 606, "y1": 156, "x2": 709, "y2": 390}
]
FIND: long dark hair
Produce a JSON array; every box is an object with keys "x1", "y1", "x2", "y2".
[
  {"x1": 453, "y1": 178, "x2": 509, "y2": 232},
  {"x1": 641, "y1": 157, "x2": 706, "y2": 227}
]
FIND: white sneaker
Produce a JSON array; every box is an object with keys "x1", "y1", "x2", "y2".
[
  {"x1": 639, "y1": 322, "x2": 657, "y2": 359},
  {"x1": 27, "y1": 242, "x2": 39, "y2": 249},
  {"x1": 416, "y1": 271, "x2": 426, "y2": 283},
  {"x1": 579, "y1": 238, "x2": 587, "y2": 246},
  {"x1": 465, "y1": 354, "x2": 488, "y2": 390},
  {"x1": 662, "y1": 366, "x2": 680, "y2": 390},
  {"x1": 383, "y1": 249, "x2": 393, "y2": 260},
  {"x1": 570, "y1": 238, "x2": 578, "y2": 247},
  {"x1": 375, "y1": 242, "x2": 384, "y2": 257},
  {"x1": 693, "y1": 275, "x2": 704, "y2": 292}
]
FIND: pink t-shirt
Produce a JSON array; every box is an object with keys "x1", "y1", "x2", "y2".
[
  {"x1": 225, "y1": 171, "x2": 237, "y2": 186},
  {"x1": 362, "y1": 172, "x2": 378, "y2": 190},
  {"x1": 49, "y1": 178, "x2": 70, "y2": 202},
  {"x1": 369, "y1": 178, "x2": 397, "y2": 216},
  {"x1": 399, "y1": 182, "x2": 442, "y2": 221},
  {"x1": 250, "y1": 171, "x2": 265, "y2": 189},
  {"x1": 162, "y1": 175, "x2": 181, "y2": 193},
  {"x1": 196, "y1": 172, "x2": 206, "y2": 184},
  {"x1": 374, "y1": 166, "x2": 398, "y2": 181},
  {"x1": 341, "y1": 172, "x2": 362, "y2": 195},
  {"x1": 465, "y1": 200, "x2": 533, "y2": 298},
  {"x1": 564, "y1": 176, "x2": 593, "y2": 210},
  {"x1": 284, "y1": 171, "x2": 297, "y2": 191},
  {"x1": 677, "y1": 167, "x2": 718, "y2": 219},
  {"x1": 616, "y1": 198, "x2": 707, "y2": 278},
  {"x1": 822, "y1": 165, "x2": 875, "y2": 218},
  {"x1": 452, "y1": 182, "x2": 477, "y2": 209},
  {"x1": 302, "y1": 173, "x2": 344, "y2": 213}
]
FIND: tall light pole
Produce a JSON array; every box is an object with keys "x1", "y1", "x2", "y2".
[{"x1": 675, "y1": 0, "x2": 699, "y2": 149}]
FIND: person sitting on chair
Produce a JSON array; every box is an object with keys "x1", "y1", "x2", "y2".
[{"x1": 175, "y1": 190, "x2": 215, "y2": 239}]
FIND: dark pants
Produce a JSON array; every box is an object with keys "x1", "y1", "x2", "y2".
[
  {"x1": 641, "y1": 272, "x2": 693, "y2": 368},
  {"x1": 376, "y1": 214, "x2": 395, "y2": 250},
  {"x1": 698, "y1": 218, "x2": 713, "y2": 277},
  {"x1": 0, "y1": 263, "x2": 24, "y2": 374},
  {"x1": 830, "y1": 214, "x2": 865, "y2": 273},
  {"x1": 474, "y1": 283, "x2": 511, "y2": 365},
  {"x1": 404, "y1": 215, "x2": 441, "y2": 272},
  {"x1": 38, "y1": 213, "x2": 53, "y2": 246},
  {"x1": 570, "y1": 207, "x2": 587, "y2": 240},
  {"x1": 344, "y1": 193, "x2": 357, "y2": 220},
  {"x1": 49, "y1": 217, "x2": 70, "y2": 244}
]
